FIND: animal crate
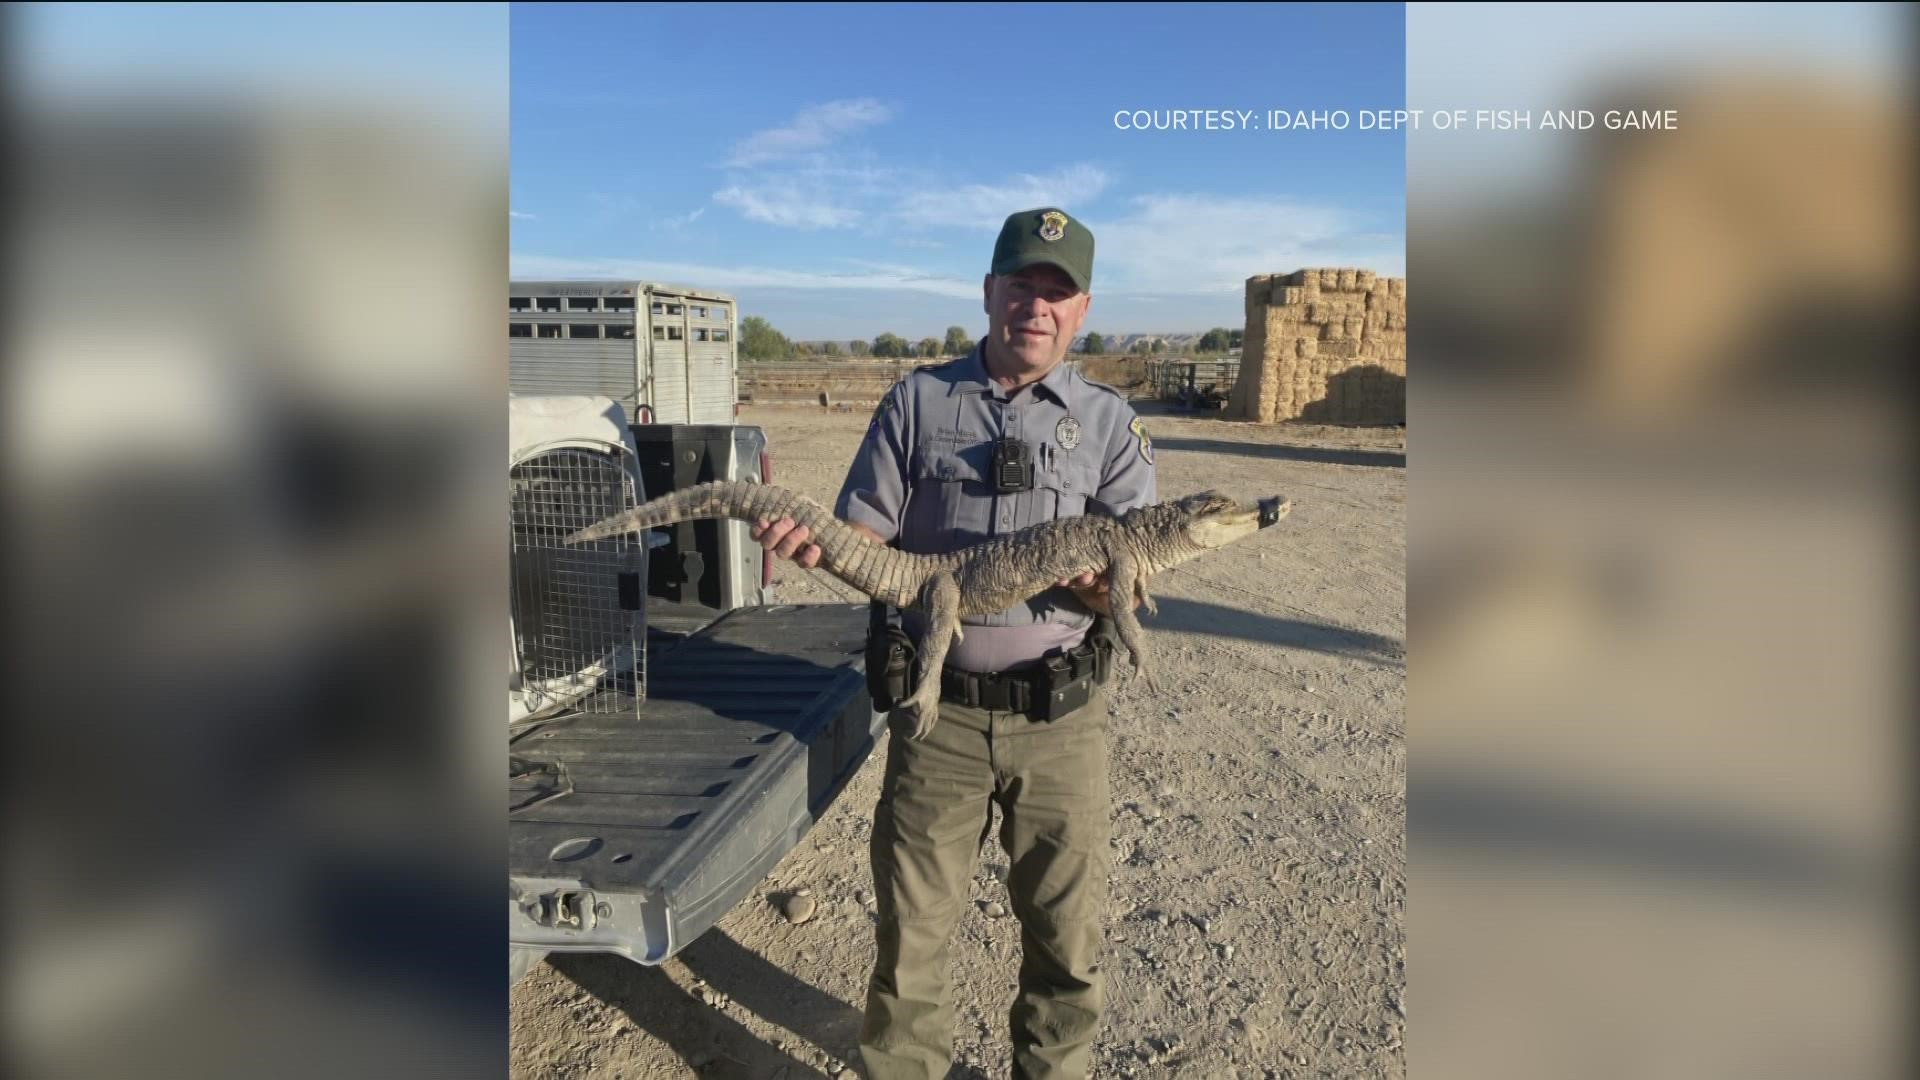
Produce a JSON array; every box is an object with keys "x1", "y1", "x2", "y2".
[{"x1": 509, "y1": 440, "x2": 648, "y2": 719}]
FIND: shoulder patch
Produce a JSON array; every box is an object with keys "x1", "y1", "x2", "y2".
[{"x1": 1129, "y1": 417, "x2": 1154, "y2": 465}]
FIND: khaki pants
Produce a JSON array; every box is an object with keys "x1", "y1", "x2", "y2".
[{"x1": 858, "y1": 690, "x2": 1111, "y2": 1080}]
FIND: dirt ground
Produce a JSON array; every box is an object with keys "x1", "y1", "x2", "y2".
[{"x1": 511, "y1": 401, "x2": 1406, "y2": 1079}]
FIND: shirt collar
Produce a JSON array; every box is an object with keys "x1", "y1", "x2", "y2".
[{"x1": 949, "y1": 343, "x2": 1076, "y2": 408}]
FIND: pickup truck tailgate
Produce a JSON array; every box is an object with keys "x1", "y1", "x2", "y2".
[{"x1": 509, "y1": 603, "x2": 880, "y2": 963}]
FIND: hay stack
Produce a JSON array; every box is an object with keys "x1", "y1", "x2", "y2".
[{"x1": 1231, "y1": 268, "x2": 1405, "y2": 424}]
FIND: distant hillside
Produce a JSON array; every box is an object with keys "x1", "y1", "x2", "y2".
[
  {"x1": 1072, "y1": 332, "x2": 1210, "y2": 353},
  {"x1": 783, "y1": 332, "x2": 1222, "y2": 355}
]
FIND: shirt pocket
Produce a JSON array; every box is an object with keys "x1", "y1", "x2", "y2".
[
  {"x1": 1037, "y1": 452, "x2": 1102, "y2": 519},
  {"x1": 906, "y1": 444, "x2": 992, "y2": 543}
]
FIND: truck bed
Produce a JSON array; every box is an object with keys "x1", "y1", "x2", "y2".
[{"x1": 508, "y1": 603, "x2": 880, "y2": 964}]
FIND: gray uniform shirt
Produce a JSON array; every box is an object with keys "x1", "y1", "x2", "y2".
[{"x1": 835, "y1": 345, "x2": 1157, "y2": 672}]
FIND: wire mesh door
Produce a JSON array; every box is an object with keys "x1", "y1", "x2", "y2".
[{"x1": 510, "y1": 443, "x2": 647, "y2": 717}]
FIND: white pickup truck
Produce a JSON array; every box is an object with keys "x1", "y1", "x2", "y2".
[{"x1": 507, "y1": 395, "x2": 879, "y2": 983}]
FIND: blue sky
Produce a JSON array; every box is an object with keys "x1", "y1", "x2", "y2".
[
  {"x1": 511, "y1": 2, "x2": 1407, "y2": 341},
  {"x1": 16, "y1": 3, "x2": 505, "y2": 119}
]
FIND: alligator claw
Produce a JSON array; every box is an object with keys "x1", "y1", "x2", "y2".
[{"x1": 906, "y1": 695, "x2": 941, "y2": 740}]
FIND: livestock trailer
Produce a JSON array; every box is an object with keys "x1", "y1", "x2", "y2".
[{"x1": 510, "y1": 281, "x2": 739, "y2": 424}]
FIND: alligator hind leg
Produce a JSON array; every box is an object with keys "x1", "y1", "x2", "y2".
[
  {"x1": 905, "y1": 572, "x2": 962, "y2": 739},
  {"x1": 1109, "y1": 552, "x2": 1155, "y2": 692},
  {"x1": 1135, "y1": 574, "x2": 1158, "y2": 617}
]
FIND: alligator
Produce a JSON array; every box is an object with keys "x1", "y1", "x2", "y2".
[{"x1": 565, "y1": 482, "x2": 1290, "y2": 738}]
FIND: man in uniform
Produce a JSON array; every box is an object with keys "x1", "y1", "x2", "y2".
[{"x1": 752, "y1": 207, "x2": 1155, "y2": 1079}]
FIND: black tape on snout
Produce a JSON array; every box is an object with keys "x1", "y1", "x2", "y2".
[{"x1": 1258, "y1": 497, "x2": 1286, "y2": 528}]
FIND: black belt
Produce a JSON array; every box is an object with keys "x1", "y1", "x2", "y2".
[
  {"x1": 939, "y1": 665, "x2": 1037, "y2": 712},
  {"x1": 938, "y1": 634, "x2": 1111, "y2": 719}
]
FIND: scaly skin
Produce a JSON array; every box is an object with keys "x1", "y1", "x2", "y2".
[{"x1": 566, "y1": 481, "x2": 1290, "y2": 738}]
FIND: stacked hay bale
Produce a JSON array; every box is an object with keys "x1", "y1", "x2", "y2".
[{"x1": 1227, "y1": 268, "x2": 1406, "y2": 424}]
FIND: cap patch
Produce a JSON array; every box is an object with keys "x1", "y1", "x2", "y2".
[{"x1": 1038, "y1": 210, "x2": 1067, "y2": 243}]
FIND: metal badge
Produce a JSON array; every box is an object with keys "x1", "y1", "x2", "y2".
[
  {"x1": 1039, "y1": 210, "x2": 1067, "y2": 242},
  {"x1": 1055, "y1": 415, "x2": 1082, "y2": 450}
]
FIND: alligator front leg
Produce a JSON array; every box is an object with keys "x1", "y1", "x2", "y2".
[
  {"x1": 905, "y1": 572, "x2": 962, "y2": 740},
  {"x1": 1108, "y1": 551, "x2": 1155, "y2": 692}
]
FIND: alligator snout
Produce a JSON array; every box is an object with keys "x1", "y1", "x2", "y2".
[{"x1": 1257, "y1": 497, "x2": 1291, "y2": 528}]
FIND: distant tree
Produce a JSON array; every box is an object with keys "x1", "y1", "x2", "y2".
[
  {"x1": 1149, "y1": 339, "x2": 1166, "y2": 354},
  {"x1": 943, "y1": 325, "x2": 973, "y2": 356},
  {"x1": 1081, "y1": 332, "x2": 1105, "y2": 355},
  {"x1": 1229, "y1": 327, "x2": 1244, "y2": 349},
  {"x1": 849, "y1": 339, "x2": 871, "y2": 357},
  {"x1": 1197, "y1": 327, "x2": 1232, "y2": 353},
  {"x1": 820, "y1": 340, "x2": 842, "y2": 356},
  {"x1": 1130, "y1": 339, "x2": 1152, "y2": 355},
  {"x1": 795, "y1": 340, "x2": 817, "y2": 357},
  {"x1": 740, "y1": 315, "x2": 794, "y2": 361},
  {"x1": 872, "y1": 333, "x2": 908, "y2": 359},
  {"x1": 917, "y1": 336, "x2": 942, "y2": 359}
]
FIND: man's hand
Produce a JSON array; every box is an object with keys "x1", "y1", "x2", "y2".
[
  {"x1": 1056, "y1": 570, "x2": 1132, "y2": 616},
  {"x1": 751, "y1": 517, "x2": 822, "y2": 568},
  {"x1": 751, "y1": 518, "x2": 884, "y2": 570}
]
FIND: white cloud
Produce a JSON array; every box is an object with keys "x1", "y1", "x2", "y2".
[
  {"x1": 509, "y1": 210, "x2": 537, "y2": 221},
  {"x1": 651, "y1": 206, "x2": 707, "y2": 231},
  {"x1": 1092, "y1": 194, "x2": 1404, "y2": 295},
  {"x1": 510, "y1": 253, "x2": 980, "y2": 299},
  {"x1": 726, "y1": 98, "x2": 894, "y2": 167},
  {"x1": 714, "y1": 184, "x2": 859, "y2": 230},
  {"x1": 713, "y1": 158, "x2": 1115, "y2": 239},
  {"x1": 894, "y1": 164, "x2": 1111, "y2": 230},
  {"x1": 712, "y1": 155, "x2": 900, "y2": 231},
  {"x1": 513, "y1": 189, "x2": 1402, "y2": 310}
]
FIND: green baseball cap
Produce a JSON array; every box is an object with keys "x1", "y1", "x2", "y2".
[{"x1": 991, "y1": 207, "x2": 1094, "y2": 293}]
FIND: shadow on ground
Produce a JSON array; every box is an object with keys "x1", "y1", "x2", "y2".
[
  {"x1": 1147, "y1": 596, "x2": 1404, "y2": 669},
  {"x1": 1127, "y1": 399, "x2": 1233, "y2": 420},
  {"x1": 1414, "y1": 768, "x2": 1885, "y2": 901},
  {"x1": 549, "y1": 929, "x2": 1047, "y2": 1079},
  {"x1": 551, "y1": 928, "x2": 865, "y2": 1078},
  {"x1": 1153, "y1": 435, "x2": 1405, "y2": 469}
]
